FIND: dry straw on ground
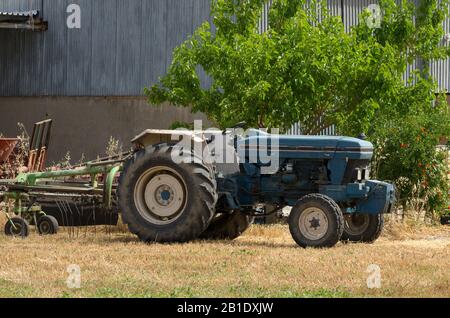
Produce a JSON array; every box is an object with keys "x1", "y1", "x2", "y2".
[{"x1": 0, "y1": 213, "x2": 448, "y2": 298}]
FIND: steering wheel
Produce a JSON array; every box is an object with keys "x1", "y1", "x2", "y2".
[
  {"x1": 222, "y1": 121, "x2": 247, "y2": 135},
  {"x1": 231, "y1": 121, "x2": 247, "y2": 129}
]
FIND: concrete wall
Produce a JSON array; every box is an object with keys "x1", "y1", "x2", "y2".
[{"x1": 0, "y1": 97, "x2": 210, "y2": 163}]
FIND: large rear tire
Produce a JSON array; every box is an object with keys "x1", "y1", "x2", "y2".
[
  {"x1": 288, "y1": 194, "x2": 344, "y2": 248},
  {"x1": 200, "y1": 210, "x2": 253, "y2": 240},
  {"x1": 341, "y1": 213, "x2": 384, "y2": 243},
  {"x1": 118, "y1": 143, "x2": 217, "y2": 243}
]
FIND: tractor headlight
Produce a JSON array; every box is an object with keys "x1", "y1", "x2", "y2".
[
  {"x1": 356, "y1": 168, "x2": 362, "y2": 181},
  {"x1": 355, "y1": 167, "x2": 370, "y2": 181},
  {"x1": 364, "y1": 168, "x2": 370, "y2": 180}
]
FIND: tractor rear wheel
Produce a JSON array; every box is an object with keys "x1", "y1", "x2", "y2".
[
  {"x1": 118, "y1": 143, "x2": 217, "y2": 243},
  {"x1": 341, "y1": 213, "x2": 384, "y2": 243},
  {"x1": 199, "y1": 210, "x2": 254, "y2": 240},
  {"x1": 288, "y1": 194, "x2": 344, "y2": 248}
]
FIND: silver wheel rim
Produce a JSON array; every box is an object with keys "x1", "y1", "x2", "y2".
[
  {"x1": 134, "y1": 166, "x2": 187, "y2": 225},
  {"x1": 40, "y1": 221, "x2": 50, "y2": 233},
  {"x1": 10, "y1": 222, "x2": 23, "y2": 235},
  {"x1": 344, "y1": 214, "x2": 370, "y2": 236},
  {"x1": 299, "y1": 207, "x2": 329, "y2": 240}
]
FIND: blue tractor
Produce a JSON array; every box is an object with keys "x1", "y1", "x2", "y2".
[{"x1": 118, "y1": 125, "x2": 395, "y2": 248}]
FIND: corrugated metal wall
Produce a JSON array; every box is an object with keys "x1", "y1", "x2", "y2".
[
  {"x1": 261, "y1": 0, "x2": 449, "y2": 91},
  {"x1": 337, "y1": 0, "x2": 449, "y2": 91},
  {"x1": 266, "y1": 0, "x2": 449, "y2": 135},
  {"x1": 327, "y1": 0, "x2": 342, "y2": 17},
  {"x1": 0, "y1": 0, "x2": 42, "y2": 12},
  {"x1": 339, "y1": 0, "x2": 426, "y2": 87},
  {"x1": 430, "y1": 4, "x2": 450, "y2": 92},
  {"x1": 0, "y1": 0, "x2": 211, "y2": 96},
  {"x1": 0, "y1": 0, "x2": 448, "y2": 97},
  {"x1": 258, "y1": 0, "x2": 272, "y2": 33}
]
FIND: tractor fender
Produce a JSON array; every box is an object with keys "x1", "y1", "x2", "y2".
[{"x1": 131, "y1": 129, "x2": 206, "y2": 148}]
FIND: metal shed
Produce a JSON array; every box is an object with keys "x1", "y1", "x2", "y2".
[
  {"x1": 0, "y1": 0, "x2": 212, "y2": 96},
  {"x1": 0, "y1": 0, "x2": 212, "y2": 161}
]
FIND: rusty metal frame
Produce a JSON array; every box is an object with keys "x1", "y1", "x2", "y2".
[
  {"x1": 0, "y1": 138, "x2": 19, "y2": 163},
  {"x1": 0, "y1": 20, "x2": 48, "y2": 31},
  {"x1": 27, "y1": 119, "x2": 52, "y2": 172}
]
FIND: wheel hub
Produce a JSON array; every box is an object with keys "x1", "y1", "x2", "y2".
[
  {"x1": 39, "y1": 220, "x2": 51, "y2": 233},
  {"x1": 309, "y1": 216, "x2": 321, "y2": 230},
  {"x1": 144, "y1": 173, "x2": 185, "y2": 218},
  {"x1": 134, "y1": 166, "x2": 187, "y2": 225},
  {"x1": 344, "y1": 214, "x2": 370, "y2": 236},
  {"x1": 299, "y1": 207, "x2": 329, "y2": 240},
  {"x1": 155, "y1": 185, "x2": 174, "y2": 206},
  {"x1": 11, "y1": 223, "x2": 22, "y2": 235}
]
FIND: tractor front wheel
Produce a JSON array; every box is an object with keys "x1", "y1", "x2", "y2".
[
  {"x1": 288, "y1": 194, "x2": 344, "y2": 248},
  {"x1": 341, "y1": 213, "x2": 384, "y2": 243},
  {"x1": 199, "y1": 210, "x2": 254, "y2": 240}
]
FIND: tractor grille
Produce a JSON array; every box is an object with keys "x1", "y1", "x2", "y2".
[{"x1": 342, "y1": 159, "x2": 371, "y2": 183}]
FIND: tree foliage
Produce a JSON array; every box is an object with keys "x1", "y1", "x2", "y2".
[
  {"x1": 146, "y1": 0, "x2": 450, "y2": 215},
  {"x1": 371, "y1": 88, "x2": 449, "y2": 213},
  {"x1": 146, "y1": 0, "x2": 449, "y2": 131}
]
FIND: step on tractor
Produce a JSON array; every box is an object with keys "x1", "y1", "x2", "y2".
[{"x1": 0, "y1": 120, "x2": 395, "y2": 248}]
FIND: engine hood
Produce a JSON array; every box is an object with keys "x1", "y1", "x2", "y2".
[{"x1": 239, "y1": 130, "x2": 373, "y2": 160}]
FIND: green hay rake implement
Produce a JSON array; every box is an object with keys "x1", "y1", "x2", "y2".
[
  {"x1": 0, "y1": 155, "x2": 126, "y2": 236},
  {"x1": 0, "y1": 119, "x2": 128, "y2": 236}
]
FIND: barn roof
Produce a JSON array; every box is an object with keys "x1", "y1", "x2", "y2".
[{"x1": 0, "y1": 10, "x2": 47, "y2": 31}]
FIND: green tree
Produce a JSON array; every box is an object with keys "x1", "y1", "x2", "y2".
[
  {"x1": 370, "y1": 84, "x2": 449, "y2": 214},
  {"x1": 146, "y1": 0, "x2": 450, "y2": 215},
  {"x1": 146, "y1": 0, "x2": 449, "y2": 132}
]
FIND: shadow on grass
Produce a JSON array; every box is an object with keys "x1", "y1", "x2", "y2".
[{"x1": 93, "y1": 233, "x2": 300, "y2": 249}]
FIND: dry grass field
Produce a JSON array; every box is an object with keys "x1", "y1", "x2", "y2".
[{"x1": 0, "y1": 215, "x2": 449, "y2": 298}]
